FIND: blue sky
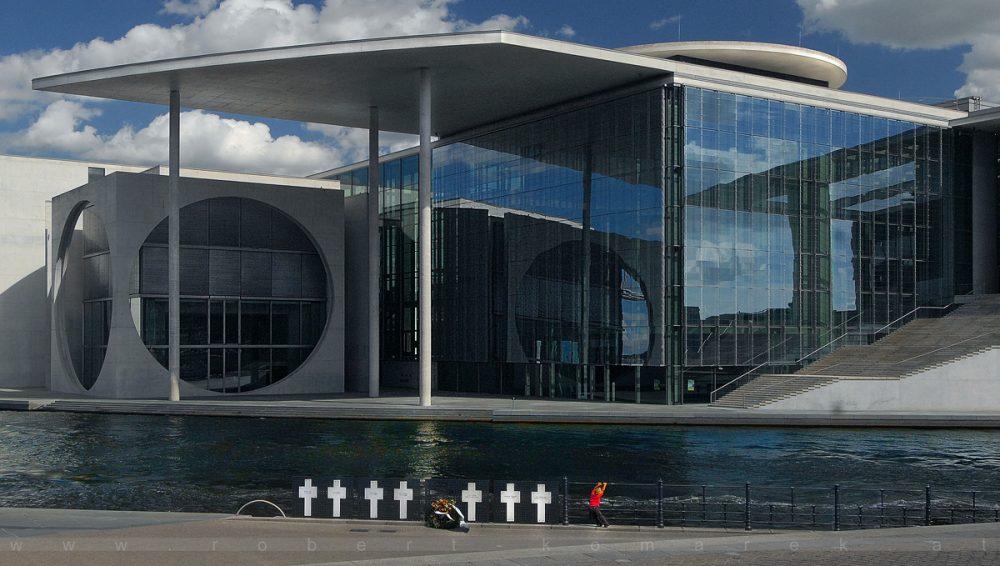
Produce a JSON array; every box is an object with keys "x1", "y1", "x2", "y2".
[{"x1": 0, "y1": 0, "x2": 993, "y2": 176}]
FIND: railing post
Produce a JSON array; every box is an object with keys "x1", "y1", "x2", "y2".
[
  {"x1": 744, "y1": 483, "x2": 752, "y2": 531},
  {"x1": 925, "y1": 485, "x2": 931, "y2": 526},
  {"x1": 833, "y1": 484, "x2": 840, "y2": 531},
  {"x1": 657, "y1": 479, "x2": 664, "y2": 528},
  {"x1": 562, "y1": 477, "x2": 569, "y2": 526}
]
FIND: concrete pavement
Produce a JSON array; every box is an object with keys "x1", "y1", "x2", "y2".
[
  {"x1": 1, "y1": 507, "x2": 999, "y2": 565},
  {"x1": 5, "y1": 386, "x2": 1000, "y2": 427}
]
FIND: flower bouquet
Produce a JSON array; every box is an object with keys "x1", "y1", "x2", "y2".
[{"x1": 426, "y1": 497, "x2": 460, "y2": 529}]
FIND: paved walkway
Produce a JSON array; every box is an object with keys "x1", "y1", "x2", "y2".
[
  {"x1": 0, "y1": 508, "x2": 998, "y2": 565},
  {"x1": 4, "y1": 387, "x2": 1000, "y2": 427}
]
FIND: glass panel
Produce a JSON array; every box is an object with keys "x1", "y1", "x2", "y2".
[
  {"x1": 180, "y1": 348, "x2": 208, "y2": 387},
  {"x1": 240, "y1": 199, "x2": 271, "y2": 249},
  {"x1": 271, "y1": 302, "x2": 300, "y2": 345},
  {"x1": 241, "y1": 251, "x2": 272, "y2": 297},
  {"x1": 180, "y1": 248, "x2": 209, "y2": 295},
  {"x1": 208, "y1": 198, "x2": 240, "y2": 247},
  {"x1": 210, "y1": 300, "x2": 224, "y2": 344},
  {"x1": 180, "y1": 299, "x2": 208, "y2": 345},
  {"x1": 140, "y1": 246, "x2": 168, "y2": 295},
  {"x1": 240, "y1": 348, "x2": 271, "y2": 390},
  {"x1": 225, "y1": 300, "x2": 239, "y2": 345},
  {"x1": 240, "y1": 301, "x2": 270, "y2": 345},
  {"x1": 271, "y1": 253, "x2": 302, "y2": 298},
  {"x1": 142, "y1": 298, "x2": 168, "y2": 345}
]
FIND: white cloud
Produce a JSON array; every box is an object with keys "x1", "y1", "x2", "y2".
[
  {"x1": 305, "y1": 123, "x2": 419, "y2": 157},
  {"x1": 797, "y1": 0, "x2": 1000, "y2": 99},
  {"x1": 556, "y1": 24, "x2": 576, "y2": 39},
  {"x1": 650, "y1": 15, "x2": 681, "y2": 31},
  {"x1": 2, "y1": 0, "x2": 529, "y2": 173},
  {"x1": 13, "y1": 100, "x2": 346, "y2": 176}
]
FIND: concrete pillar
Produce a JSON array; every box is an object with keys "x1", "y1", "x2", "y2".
[
  {"x1": 418, "y1": 68, "x2": 432, "y2": 407},
  {"x1": 368, "y1": 106, "x2": 380, "y2": 397},
  {"x1": 167, "y1": 90, "x2": 181, "y2": 401}
]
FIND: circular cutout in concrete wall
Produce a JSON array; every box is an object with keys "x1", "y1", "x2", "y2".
[
  {"x1": 56, "y1": 203, "x2": 112, "y2": 390},
  {"x1": 128, "y1": 197, "x2": 328, "y2": 393}
]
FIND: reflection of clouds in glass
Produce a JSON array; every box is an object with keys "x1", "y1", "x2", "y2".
[
  {"x1": 684, "y1": 206, "x2": 794, "y2": 318},
  {"x1": 832, "y1": 219, "x2": 857, "y2": 312},
  {"x1": 684, "y1": 135, "x2": 801, "y2": 186},
  {"x1": 830, "y1": 161, "x2": 915, "y2": 201},
  {"x1": 435, "y1": 143, "x2": 663, "y2": 241},
  {"x1": 846, "y1": 192, "x2": 914, "y2": 213}
]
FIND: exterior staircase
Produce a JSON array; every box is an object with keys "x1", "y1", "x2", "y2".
[{"x1": 713, "y1": 295, "x2": 1000, "y2": 408}]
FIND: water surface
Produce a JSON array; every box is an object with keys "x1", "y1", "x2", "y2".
[{"x1": 2, "y1": 412, "x2": 999, "y2": 513}]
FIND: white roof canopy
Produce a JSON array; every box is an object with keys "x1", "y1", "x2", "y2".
[{"x1": 33, "y1": 31, "x2": 674, "y2": 137}]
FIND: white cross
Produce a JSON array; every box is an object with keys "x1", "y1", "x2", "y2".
[
  {"x1": 461, "y1": 482, "x2": 483, "y2": 522},
  {"x1": 499, "y1": 483, "x2": 521, "y2": 522},
  {"x1": 531, "y1": 484, "x2": 552, "y2": 523},
  {"x1": 364, "y1": 480, "x2": 384, "y2": 519},
  {"x1": 298, "y1": 479, "x2": 318, "y2": 517},
  {"x1": 327, "y1": 480, "x2": 347, "y2": 518},
  {"x1": 393, "y1": 481, "x2": 414, "y2": 519}
]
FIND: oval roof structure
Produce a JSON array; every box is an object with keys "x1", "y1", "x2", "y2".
[{"x1": 620, "y1": 41, "x2": 848, "y2": 89}]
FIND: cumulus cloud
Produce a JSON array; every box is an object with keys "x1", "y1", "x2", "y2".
[
  {"x1": 2, "y1": 0, "x2": 529, "y2": 173},
  {"x1": 556, "y1": 24, "x2": 576, "y2": 39},
  {"x1": 14, "y1": 100, "x2": 344, "y2": 176},
  {"x1": 797, "y1": 0, "x2": 1000, "y2": 99}
]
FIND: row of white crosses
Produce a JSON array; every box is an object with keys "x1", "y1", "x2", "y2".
[{"x1": 298, "y1": 479, "x2": 553, "y2": 523}]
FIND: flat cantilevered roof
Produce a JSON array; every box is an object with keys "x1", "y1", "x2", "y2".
[
  {"x1": 33, "y1": 31, "x2": 674, "y2": 137},
  {"x1": 34, "y1": 31, "x2": 964, "y2": 136}
]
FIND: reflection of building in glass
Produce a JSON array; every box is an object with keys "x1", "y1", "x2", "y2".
[{"x1": 326, "y1": 65, "x2": 976, "y2": 404}]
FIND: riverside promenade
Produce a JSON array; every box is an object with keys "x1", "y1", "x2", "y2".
[
  {"x1": 0, "y1": 507, "x2": 998, "y2": 565},
  {"x1": 3, "y1": 387, "x2": 1000, "y2": 427}
]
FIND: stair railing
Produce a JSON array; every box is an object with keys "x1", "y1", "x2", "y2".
[{"x1": 709, "y1": 313, "x2": 861, "y2": 406}]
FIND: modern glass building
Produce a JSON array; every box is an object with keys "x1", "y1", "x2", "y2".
[
  {"x1": 30, "y1": 32, "x2": 998, "y2": 403},
  {"x1": 328, "y1": 82, "x2": 973, "y2": 404}
]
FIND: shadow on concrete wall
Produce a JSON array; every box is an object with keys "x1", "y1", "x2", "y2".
[{"x1": 0, "y1": 267, "x2": 48, "y2": 387}]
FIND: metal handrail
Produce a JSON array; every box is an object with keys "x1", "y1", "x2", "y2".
[
  {"x1": 709, "y1": 313, "x2": 862, "y2": 404},
  {"x1": 709, "y1": 360, "x2": 767, "y2": 404}
]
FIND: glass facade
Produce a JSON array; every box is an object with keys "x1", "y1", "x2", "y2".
[
  {"x1": 130, "y1": 197, "x2": 327, "y2": 393},
  {"x1": 332, "y1": 84, "x2": 969, "y2": 404},
  {"x1": 682, "y1": 87, "x2": 967, "y2": 399},
  {"x1": 337, "y1": 88, "x2": 682, "y2": 403}
]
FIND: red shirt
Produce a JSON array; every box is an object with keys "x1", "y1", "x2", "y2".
[{"x1": 589, "y1": 489, "x2": 604, "y2": 507}]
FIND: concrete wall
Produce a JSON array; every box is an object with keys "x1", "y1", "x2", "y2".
[
  {"x1": 50, "y1": 172, "x2": 345, "y2": 398},
  {"x1": 0, "y1": 155, "x2": 146, "y2": 388},
  {"x1": 761, "y1": 347, "x2": 1000, "y2": 412}
]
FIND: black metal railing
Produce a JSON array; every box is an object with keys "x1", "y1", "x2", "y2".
[{"x1": 289, "y1": 477, "x2": 1000, "y2": 531}]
